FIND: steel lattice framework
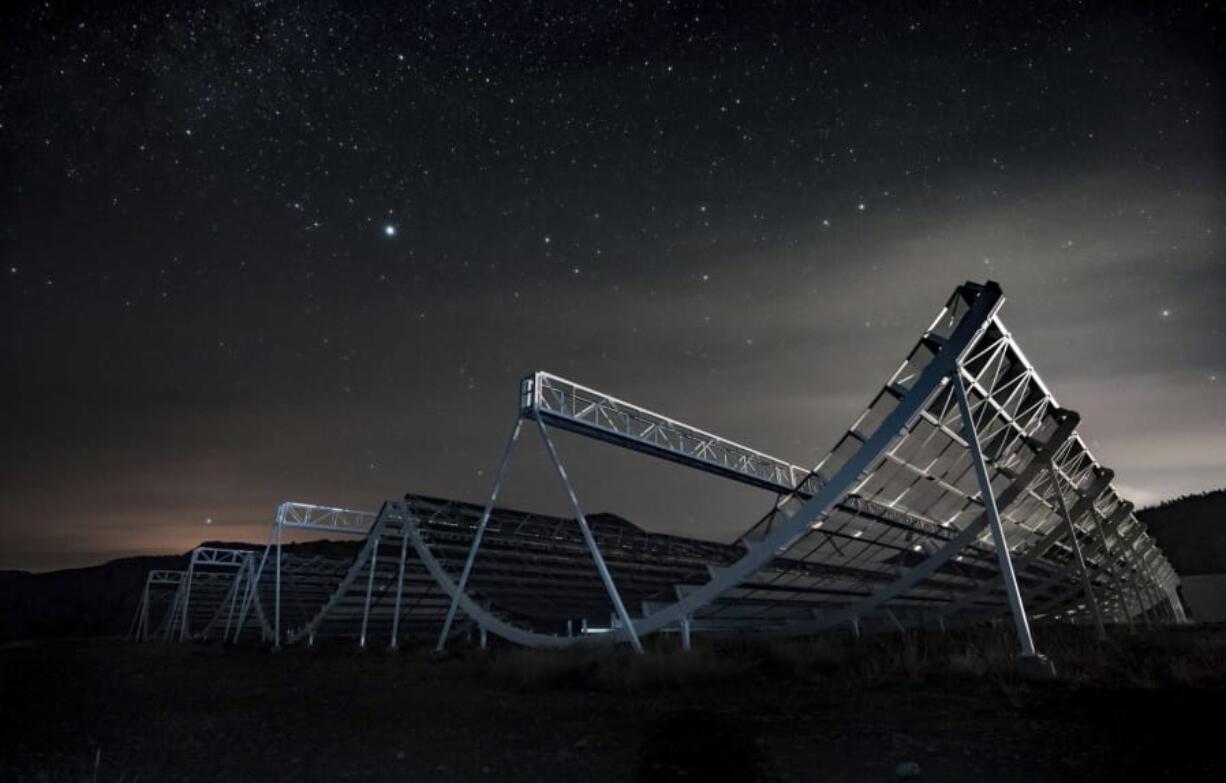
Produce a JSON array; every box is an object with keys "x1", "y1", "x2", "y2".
[{"x1": 133, "y1": 281, "x2": 1186, "y2": 662}]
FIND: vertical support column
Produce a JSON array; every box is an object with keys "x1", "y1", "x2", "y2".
[
  {"x1": 389, "y1": 516, "x2": 411, "y2": 650},
  {"x1": 436, "y1": 419, "x2": 524, "y2": 653},
  {"x1": 680, "y1": 615, "x2": 692, "y2": 652},
  {"x1": 359, "y1": 535, "x2": 381, "y2": 649},
  {"x1": 178, "y1": 551, "x2": 198, "y2": 642},
  {"x1": 850, "y1": 615, "x2": 861, "y2": 640},
  {"x1": 536, "y1": 418, "x2": 645, "y2": 654},
  {"x1": 1047, "y1": 458, "x2": 1106, "y2": 640},
  {"x1": 951, "y1": 371, "x2": 1046, "y2": 672},
  {"x1": 479, "y1": 626, "x2": 488, "y2": 650}
]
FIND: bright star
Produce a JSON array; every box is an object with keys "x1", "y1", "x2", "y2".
[{"x1": 383, "y1": 224, "x2": 397, "y2": 237}]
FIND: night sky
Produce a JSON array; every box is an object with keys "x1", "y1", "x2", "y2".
[{"x1": 2, "y1": 2, "x2": 1223, "y2": 571}]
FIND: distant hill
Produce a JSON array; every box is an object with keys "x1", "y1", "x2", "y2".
[
  {"x1": 1137, "y1": 489, "x2": 1226, "y2": 576},
  {"x1": 0, "y1": 540, "x2": 359, "y2": 642}
]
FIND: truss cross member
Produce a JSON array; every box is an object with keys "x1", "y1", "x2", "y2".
[
  {"x1": 436, "y1": 419, "x2": 524, "y2": 653},
  {"x1": 951, "y1": 369, "x2": 1052, "y2": 677},
  {"x1": 536, "y1": 418, "x2": 645, "y2": 654},
  {"x1": 1047, "y1": 457, "x2": 1106, "y2": 640}
]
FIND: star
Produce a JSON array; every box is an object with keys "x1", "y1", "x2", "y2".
[{"x1": 383, "y1": 224, "x2": 397, "y2": 237}]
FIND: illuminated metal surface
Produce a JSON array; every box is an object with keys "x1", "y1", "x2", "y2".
[{"x1": 421, "y1": 281, "x2": 1184, "y2": 652}]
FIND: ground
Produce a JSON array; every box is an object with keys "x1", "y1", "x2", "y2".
[{"x1": 1, "y1": 626, "x2": 1222, "y2": 781}]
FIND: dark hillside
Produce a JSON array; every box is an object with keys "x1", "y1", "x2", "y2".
[
  {"x1": 1138, "y1": 489, "x2": 1226, "y2": 576},
  {"x1": 0, "y1": 540, "x2": 360, "y2": 642}
]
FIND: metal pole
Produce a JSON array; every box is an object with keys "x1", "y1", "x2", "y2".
[
  {"x1": 436, "y1": 419, "x2": 523, "y2": 653},
  {"x1": 850, "y1": 615, "x2": 861, "y2": 640},
  {"x1": 163, "y1": 587, "x2": 182, "y2": 641},
  {"x1": 178, "y1": 552, "x2": 197, "y2": 642},
  {"x1": 680, "y1": 615, "x2": 692, "y2": 652},
  {"x1": 1124, "y1": 544, "x2": 1153, "y2": 630},
  {"x1": 951, "y1": 370, "x2": 1039, "y2": 659},
  {"x1": 479, "y1": 626, "x2": 488, "y2": 650},
  {"x1": 359, "y1": 535, "x2": 381, "y2": 649},
  {"x1": 535, "y1": 418, "x2": 645, "y2": 654},
  {"x1": 1047, "y1": 458, "x2": 1106, "y2": 640},
  {"x1": 129, "y1": 580, "x2": 147, "y2": 641},
  {"x1": 389, "y1": 519, "x2": 411, "y2": 650},
  {"x1": 140, "y1": 584, "x2": 151, "y2": 641},
  {"x1": 1139, "y1": 556, "x2": 1167, "y2": 624},
  {"x1": 274, "y1": 510, "x2": 283, "y2": 650}
]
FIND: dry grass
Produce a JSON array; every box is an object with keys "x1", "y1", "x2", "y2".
[{"x1": 474, "y1": 622, "x2": 1226, "y2": 692}]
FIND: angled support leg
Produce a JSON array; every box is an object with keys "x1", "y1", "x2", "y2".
[
  {"x1": 234, "y1": 521, "x2": 275, "y2": 643},
  {"x1": 1124, "y1": 545, "x2": 1154, "y2": 630},
  {"x1": 163, "y1": 587, "x2": 183, "y2": 641},
  {"x1": 178, "y1": 551, "x2": 198, "y2": 642},
  {"x1": 1047, "y1": 457, "x2": 1106, "y2": 640},
  {"x1": 359, "y1": 535, "x2": 381, "y2": 649},
  {"x1": 389, "y1": 516, "x2": 411, "y2": 650},
  {"x1": 436, "y1": 418, "x2": 524, "y2": 653},
  {"x1": 951, "y1": 370, "x2": 1050, "y2": 676},
  {"x1": 535, "y1": 418, "x2": 644, "y2": 654},
  {"x1": 129, "y1": 579, "x2": 148, "y2": 641},
  {"x1": 223, "y1": 560, "x2": 245, "y2": 641}
]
